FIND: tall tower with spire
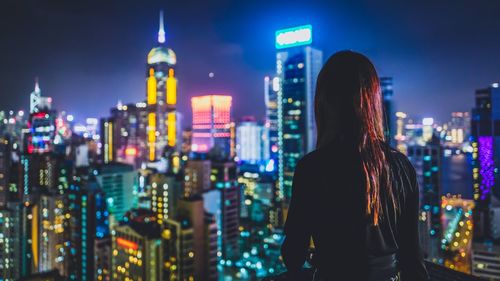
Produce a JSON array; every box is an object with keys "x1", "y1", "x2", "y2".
[
  {"x1": 145, "y1": 10, "x2": 179, "y2": 161},
  {"x1": 29, "y1": 78, "x2": 52, "y2": 113}
]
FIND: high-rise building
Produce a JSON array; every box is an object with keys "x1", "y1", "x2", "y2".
[
  {"x1": 162, "y1": 196, "x2": 217, "y2": 281},
  {"x1": 111, "y1": 220, "x2": 163, "y2": 281},
  {"x1": 211, "y1": 161, "x2": 240, "y2": 259},
  {"x1": 381, "y1": 77, "x2": 395, "y2": 145},
  {"x1": 108, "y1": 102, "x2": 148, "y2": 167},
  {"x1": 100, "y1": 118, "x2": 115, "y2": 164},
  {"x1": 32, "y1": 193, "x2": 68, "y2": 275},
  {"x1": 236, "y1": 118, "x2": 269, "y2": 164},
  {"x1": 25, "y1": 80, "x2": 56, "y2": 155},
  {"x1": 163, "y1": 218, "x2": 196, "y2": 280},
  {"x1": 182, "y1": 128, "x2": 193, "y2": 155},
  {"x1": 471, "y1": 84, "x2": 500, "y2": 242},
  {"x1": 446, "y1": 112, "x2": 470, "y2": 146},
  {"x1": 93, "y1": 163, "x2": 137, "y2": 223},
  {"x1": 0, "y1": 137, "x2": 11, "y2": 207},
  {"x1": 0, "y1": 203, "x2": 22, "y2": 281},
  {"x1": 191, "y1": 95, "x2": 232, "y2": 158},
  {"x1": 407, "y1": 135, "x2": 442, "y2": 261},
  {"x1": 146, "y1": 11, "x2": 179, "y2": 161},
  {"x1": 264, "y1": 76, "x2": 279, "y2": 162},
  {"x1": 205, "y1": 213, "x2": 218, "y2": 281},
  {"x1": 29, "y1": 80, "x2": 52, "y2": 115},
  {"x1": 150, "y1": 173, "x2": 181, "y2": 224},
  {"x1": 395, "y1": 112, "x2": 408, "y2": 153},
  {"x1": 184, "y1": 159, "x2": 211, "y2": 197},
  {"x1": 275, "y1": 25, "x2": 322, "y2": 200}
]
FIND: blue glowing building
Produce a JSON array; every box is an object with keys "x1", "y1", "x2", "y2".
[
  {"x1": 381, "y1": 77, "x2": 395, "y2": 146},
  {"x1": 275, "y1": 25, "x2": 323, "y2": 200}
]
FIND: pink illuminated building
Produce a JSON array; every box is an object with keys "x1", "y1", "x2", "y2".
[{"x1": 191, "y1": 95, "x2": 232, "y2": 157}]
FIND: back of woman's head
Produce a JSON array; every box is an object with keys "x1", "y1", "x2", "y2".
[{"x1": 314, "y1": 50, "x2": 396, "y2": 225}]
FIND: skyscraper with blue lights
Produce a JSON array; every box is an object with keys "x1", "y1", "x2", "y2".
[
  {"x1": 275, "y1": 25, "x2": 323, "y2": 200},
  {"x1": 381, "y1": 77, "x2": 395, "y2": 145}
]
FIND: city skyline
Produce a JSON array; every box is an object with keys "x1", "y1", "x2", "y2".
[{"x1": 2, "y1": 1, "x2": 500, "y2": 124}]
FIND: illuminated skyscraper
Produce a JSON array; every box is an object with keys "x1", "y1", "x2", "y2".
[
  {"x1": 29, "y1": 80, "x2": 52, "y2": 114},
  {"x1": 100, "y1": 118, "x2": 115, "y2": 164},
  {"x1": 0, "y1": 203, "x2": 21, "y2": 281},
  {"x1": 407, "y1": 136, "x2": 442, "y2": 261},
  {"x1": 381, "y1": 77, "x2": 395, "y2": 145},
  {"x1": 471, "y1": 84, "x2": 500, "y2": 242},
  {"x1": 447, "y1": 112, "x2": 470, "y2": 146},
  {"x1": 109, "y1": 102, "x2": 148, "y2": 167},
  {"x1": 395, "y1": 112, "x2": 408, "y2": 153},
  {"x1": 236, "y1": 118, "x2": 269, "y2": 163},
  {"x1": 146, "y1": 10, "x2": 179, "y2": 161},
  {"x1": 184, "y1": 159, "x2": 211, "y2": 197},
  {"x1": 210, "y1": 161, "x2": 240, "y2": 259},
  {"x1": 0, "y1": 137, "x2": 11, "y2": 207},
  {"x1": 191, "y1": 95, "x2": 232, "y2": 158},
  {"x1": 93, "y1": 163, "x2": 137, "y2": 223},
  {"x1": 275, "y1": 25, "x2": 322, "y2": 200},
  {"x1": 111, "y1": 220, "x2": 163, "y2": 281},
  {"x1": 149, "y1": 173, "x2": 181, "y2": 224},
  {"x1": 264, "y1": 76, "x2": 279, "y2": 162},
  {"x1": 32, "y1": 193, "x2": 68, "y2": 275}
]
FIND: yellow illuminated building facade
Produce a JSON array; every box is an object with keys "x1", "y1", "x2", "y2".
[{"x1": 145, "y1": 11, "x2": 179, "y2": 162}]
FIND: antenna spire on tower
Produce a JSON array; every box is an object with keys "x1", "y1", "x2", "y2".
[
  {"x1": 34, "y1": 76, "x2": 40, "y2": 93},
  {"x1": 158, "y1": 10, "x2": 166, "y2": 44}
]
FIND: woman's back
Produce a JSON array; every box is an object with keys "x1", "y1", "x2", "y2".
[{"x1": 281, "y1": 139, "x2": 429, "y2": 280}]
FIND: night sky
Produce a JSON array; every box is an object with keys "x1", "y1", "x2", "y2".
[{"x1": 1, "y1": 0, "x2": 500, "y2": 125}]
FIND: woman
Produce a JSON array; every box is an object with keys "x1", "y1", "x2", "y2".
[{"x1": 281, "y1": 51, "x2": 429, "y2": 281}]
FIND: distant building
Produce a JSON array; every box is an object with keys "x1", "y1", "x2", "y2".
[
  {"x1": 111, "y1": 221, "x2": 163, "y2": 281},
  {"x1": 146, "y1": 10, "x2": 179, "y2": 161},
  {"x1": 191, "y1": 95, "x2": 232, "y2": 158},
  {"x1": 94, "y1": 163, "x2": 137, "y2": 223},
  {"x1": 184, "y1": 159, "x2": 211, "y2": 197},
  {"x1": 275, "y1": 25, "x2": 322, "y2": 200},
  {"x1": 380, "y1": 77, "x2": 395, "y2": 145},
  {"x1": 150, "y1": 173, "x2": 181, "y2": 224},
  {"x1": 107, "y1": 102, "x2": 148, "y2": 167},
  {"x1": 236, "y1": 118, "x2": 269, "y2": 163},
  {"x1": 447, "y1": 112, "x2": 470, "y2": 146},
  {"x1": 163, "y1": 197, "x2": 217, "y2": 281},
  {"x1": 264, "y1": 76, "x2": 279, "y2": 161},
  {"x1": 211, "y1": 161, "x2": 240, "y2": 259},
  {"x1": 0, "y1": 203, "x2": 22, "y2": 280},
  {"x1": 0, "y1": 137, "x2": 12, "y2": 207},
  {"x1": 471, "y1": 84, "x2": 500, "y2": 242},
  {"x1": 407, "y1": 135, "x2": 442, "y2": 261}
]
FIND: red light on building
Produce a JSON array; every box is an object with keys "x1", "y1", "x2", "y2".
[
  {"x1": 125, "y1": 147, "x2": 138, "y2": 156},
  {"x1": 116, "y1": 237, "x2": 139, "y2": 250}
]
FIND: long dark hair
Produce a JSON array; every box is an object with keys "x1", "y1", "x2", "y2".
[{"x1": 314, "y1": 50, "x2": 396, "y2": 225}]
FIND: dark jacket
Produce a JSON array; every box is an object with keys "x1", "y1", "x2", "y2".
[{"x1": 281, "y1": 140, "x2": 430, "y2": 281}]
